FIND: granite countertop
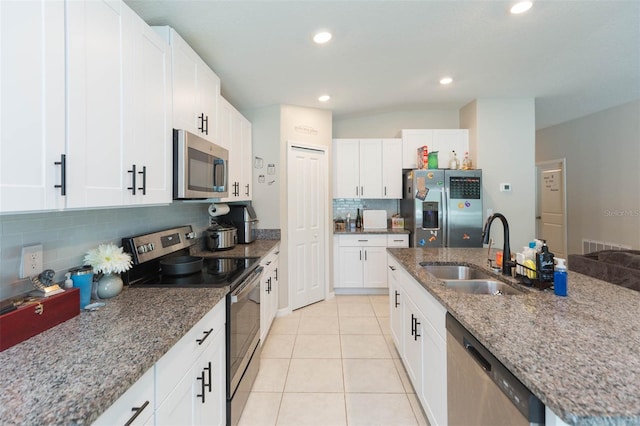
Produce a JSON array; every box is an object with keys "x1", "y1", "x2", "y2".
[
  {"x1": 388, "y1": 247, "x2": 640, "y2": 426},
  {"x1": 0, "y1": 239, "x2": 280, "y2": 424},
  {"x1": 334, "y1": 228, "x2": 410, "y2": 235}
]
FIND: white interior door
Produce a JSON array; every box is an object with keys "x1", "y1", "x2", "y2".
[
  {"x1": 536, "y1": 159, "x2": 567, "y2": 260},
  {"x1": 288, "y1": 143, "x2": 327, "y2": 310}
]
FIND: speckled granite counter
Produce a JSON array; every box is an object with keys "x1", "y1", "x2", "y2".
[
  {"x1": 388, "y1": 248, "x2": 640, "y2": 426},
  {"x1": 0, "y1": 287, "x2": 228, "y2": 424},
  {"x1": 334, "y1": 228, "x2": 410, "y2": 235},
  {"x1": 0, "y1": 239, "x2": 280, "y2": 425}
]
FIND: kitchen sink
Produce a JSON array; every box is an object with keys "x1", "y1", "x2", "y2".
[
  {"x1": 419, "y1": 263, "x2": 493, "y2": 280},
  {"x1": 442, "y1": 279, "x2": 523, "y2": 296}
]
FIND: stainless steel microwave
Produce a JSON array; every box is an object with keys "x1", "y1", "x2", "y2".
[{"x1": 173, "y1": 129, "x2": 229, "y2": 199}]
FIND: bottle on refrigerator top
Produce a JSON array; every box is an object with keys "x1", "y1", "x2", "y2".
[
  {"x1": 355, "y1": 208, "x2": 362, "y2": 229},
  {"x1": 449, "y1": 151, "x2": 459, "y2": 170},
  {"x1": 462, "y1": 152, "x2": 472, "y2": 170},
  {"x1": 554, "y1": 258, "x2": 568, "y2": 296},
  {"x1": 536, "y1": 240, "x2": 555, "y2": 283}
]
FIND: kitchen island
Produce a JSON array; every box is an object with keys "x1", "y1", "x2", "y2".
[
  {"x1": 388, "y1": 247, "x2": 640, "y2": 426},
  {"x1": 0, "y1": 239, "x2": 279, "y2": 424}
]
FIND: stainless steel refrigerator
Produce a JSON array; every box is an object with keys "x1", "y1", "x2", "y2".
[{"x1": 400, "y1": 169, "x2": 483, "y2": 248}]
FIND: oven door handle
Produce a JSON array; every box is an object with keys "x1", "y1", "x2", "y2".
[{"x1": 230, "y1": 267, "x2": 263, "y2": 304}]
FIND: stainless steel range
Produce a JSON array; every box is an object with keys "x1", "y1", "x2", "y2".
[{"x1": 122, "y1": 225, "x2": 262, "y2": 426}]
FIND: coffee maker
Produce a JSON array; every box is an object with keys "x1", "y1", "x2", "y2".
[{"x1": 225, "y1": 205, "x2": 258, "y2": 244}]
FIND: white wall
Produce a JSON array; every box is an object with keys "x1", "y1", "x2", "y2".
[
  {"x1": 243, "y1": 105, "x2": 282, "y2": 229},
  {"x1": 333, "y1": 108, "x2": 459, "y2": 138},
  {"x1": 460, "y1": 99, "x2": 536, "y2": 251},
  {"x1": 536, "y1": 100, "x2": 640, "y2": 254}
]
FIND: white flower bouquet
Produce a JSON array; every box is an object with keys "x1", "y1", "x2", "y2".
[{"x1": 84, "y1": 243, "x2": 132, "y2": 274}]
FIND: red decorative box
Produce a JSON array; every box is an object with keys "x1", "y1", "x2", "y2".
[{"x1": 0, "y1": 288, "x2": 80, "y2": 352}]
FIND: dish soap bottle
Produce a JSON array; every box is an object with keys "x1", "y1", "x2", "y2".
[
  {"x1": 554, "y1": 258, "x2": 568, "y2": 296},
  {"x1": 536, "y1": 240, "x2": 555, "y2": 283},
  {"x1": 355, "y1": 208, "x2": 362, "y2": 229}
]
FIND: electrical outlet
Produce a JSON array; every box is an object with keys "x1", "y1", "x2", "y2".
[{"x1": 20, "y1": 244, "x2": 43, "y2": 278}]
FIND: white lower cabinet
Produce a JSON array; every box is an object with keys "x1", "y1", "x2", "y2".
[
  {"x1": 96, "y1": 299, "x2": 226, "y2": 426},
  {"x1": 260, "y1": 245, "x2": 280, "y2": 342},
  {"x1": 388, "y1": 254, "x2": 447, "y2": 426},
  {"x1": 93, "y1": 366, "x2": 155, "y2": 425},
  {"x1": 334, "y1": 234, "x2": 408, "y2": 289}
]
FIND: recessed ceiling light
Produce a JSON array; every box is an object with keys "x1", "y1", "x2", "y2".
[
  {"x1": 313, "y1": 31, "x2": 332, "y2": 44},
  {"x1": 318, "y1": 95, "x2": 331, "y2": 102},
  {"x1": 510, "y1": 1, "x2": 532, "y2": 14},
  {"x1": 439, "y1": 77, "x2": 453, "y2": 85}
]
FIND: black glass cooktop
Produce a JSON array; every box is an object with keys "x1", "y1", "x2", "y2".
[{"x1": 127, "y1": 257, "x2": 260, "y2": 289}]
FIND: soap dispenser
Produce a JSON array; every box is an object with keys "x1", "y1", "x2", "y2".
[{"x1": 536, "y1": 240, "x2": 555, "y2": 283}]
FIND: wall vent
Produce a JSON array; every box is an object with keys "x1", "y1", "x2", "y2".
[{"x1": 581, "y1": 239, "x2": 632, "y2": 254}]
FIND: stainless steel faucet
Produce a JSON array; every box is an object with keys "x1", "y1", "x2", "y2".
[{"x1": 482, "y1": 213, "x2": 514, "y2": 276}]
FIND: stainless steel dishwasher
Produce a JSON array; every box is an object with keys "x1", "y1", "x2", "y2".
[{"x1": 446, "y1": 314, "x2": 545, "y2": 426}]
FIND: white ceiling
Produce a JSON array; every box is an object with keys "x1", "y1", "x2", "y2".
[{"x1": 125, "y1": 0, "x2": 640, "y2": 130}]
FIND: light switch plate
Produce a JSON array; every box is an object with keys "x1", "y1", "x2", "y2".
[{"x1": 20, "y1": 244, "x2": 43, "y2": 278}]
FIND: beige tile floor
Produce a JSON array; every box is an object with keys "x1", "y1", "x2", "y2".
[{"x1": 239, "y1": 295, "x2": 430, "y2": 426}]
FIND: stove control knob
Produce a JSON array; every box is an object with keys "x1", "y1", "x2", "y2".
[
  {"x1": 185, "y1": 232, "x2": 196, "y2": 239},
  {"x1": 137, "y1": 245, "x2": 147, "y2": 254},
  {"x1": 146, "y1": 243, "x2": 155, "y2": 252}
]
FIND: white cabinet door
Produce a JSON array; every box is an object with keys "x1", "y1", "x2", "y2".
[
  {"x1": 401, "y1": 130, "x2": 433, "y2": 169},
  {"x1": 94, "y1": 366, "x2": 155, "y2": 426},
  {"x1": 332, "y1": 139, "x2": 359, "y2": 198},
  {"x1": 260, "y1": 259, "x2": 277, "y2": 342},
  {"x1": 402, "y1": 296, "x2": 424, "y2": 395},
  {"x1": 433, "y1": 129, "x2": 469, "y2": 170},
  {"x1": 363, "y1": 246, "x2": 388, "y2": 288},
  {"x1": 358, "y1": 139, "x2": 382, "y2": 198},
  {"x1": 388, "y1": 262, "x2": 403, "y2": 351},
  {"x1": 124, "y1": 10, "x2": 171, "y2": 205},
  {"x1": 217, "y1": 95, "x2": 232, "y2": 150},
  {"x1": 239, "y1": 118, "x2": 253, "y2": 200},
  {"x1": 0, "y1": 0, "x2": 66, "y2": 213},
  {"x1": 66, "y1": 0, "x2": 128, "y2": 208},
  {"x1": 198, "y1": 61, "x2": 220, "y2": 143},
  {"x1": 168, "y1": 28, "x2": 199, "y2": 135},
  {"x1": 382, "y1": 138, "x2": 403, "y2": 199},
  {"x1": 336, "y1": 246, "x2": 363, "y2": 288},
  {"x1": 192, "y1": 328, "x2": 226, "y2": 426},
  {"x1": 422, "y1": 321, "x2": 447, "y2": 426}
]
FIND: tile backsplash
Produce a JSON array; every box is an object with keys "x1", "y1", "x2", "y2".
[
  {"x1": 0, "y1": 203, "x2": 211, "y2": 299},
  {"x1": 332, "y1": 199, "x2": 400, "y2": 221}
]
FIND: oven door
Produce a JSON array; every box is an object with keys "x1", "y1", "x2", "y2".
[
  {"x1": 174, "y1": 129, "x2": 229, "y2": 199},
  {"x1": 227, "y1": 266, "x2": 262, "y2": 396}
]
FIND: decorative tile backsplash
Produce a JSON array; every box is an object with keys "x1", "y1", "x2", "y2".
[
  {"x1": 0, "y1": 203, "x2": 211, "y2": 299},
  {"x1": 332, "y1": 199, "x2": 400, "y2": 221}
]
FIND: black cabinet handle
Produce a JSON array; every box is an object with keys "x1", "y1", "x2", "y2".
[
  {"x1": 384, "y1": 186, "x2": 387, "y2": 196},
  {"x1": 359, "y1": 250, "x2": 362, "y2": 261},
  {"x1": 389, "y1": 265, "x2": 397, "y2": 271},
  {"x1": 127, "y1": 164, "x2": 136, "y2": 195},
  {"x1": 124, "y1": 400, "x2": 150, "y2": 426},
  {"x1": 245, "y1": 183, "x2": 250, "y2": 196},
  {"x1": 54, "y1": 154, "x2": 66, "y2": 196},
  {"x1": 274, "y1": 267, "x2": 278, "y2": 281},
  {"x1": 204, "y1": 362, "x2": 212, "y2": 393},
  {"x1": 196, "y1": 371, "x2": 206, "y2": 403},
  {"x1": 365, "y1": 250, "x2": 368, "y2": 261},
  {"x1": 196, "y1": 328, "x2": 214, "y2": 345},
  {"x1": 410, "y1": 314, "x2": 415, "y2": 336},
  {"x1": 138, "y1": 166, "x2": 146, "y2": 195},
  {"x1": 198, "y1": 113, "x2": 206, "y2": 134},
  {"x1": 394, "y1": 290, "x2": 400, "y2": 308},
  {"x1": 414, "y1": 318, "x2": 421, "y2": 341},
  {"x1": 204, "y1": 115, "x2": 209, "y2": 135}
]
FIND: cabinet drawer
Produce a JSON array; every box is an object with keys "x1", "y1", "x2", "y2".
[
  {"x1": 94, "y1": 366, "x2": 155, "y2": 426},
  {"x1": 156, "y1": 298, "x2": 225, "y2": 404},
  {"x1": 387, "y1": 234, "x2": 409, "y2": 247},
  {"x1": 337, "y1": 234, "x2": 387, "y2": 247}
]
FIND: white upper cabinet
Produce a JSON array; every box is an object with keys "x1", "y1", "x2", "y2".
[
  {"x1": 123, "y1": 11, "x2": 172, "y2": 205},
  {"x1": 401, "y1": 129, "x2": 469, "y2": 169},
  {"x1": 0, "y1": 0, "x2": 66, "y2": 213},
  {"x1": 381, "y1": 138, "x2": 403, "y2": 199},
  {"x1": 333, "y1": 138, "x2": 401, "y2": 199},
  {"x1": 155, "y1": 27, "x2": 220, "y2": 144},
  {"x1": 66, "y1": 0, "x2": 128, "y2": 208},
  {"x1": 219, "y1": 95, "x2": 252, "y2": 202}
]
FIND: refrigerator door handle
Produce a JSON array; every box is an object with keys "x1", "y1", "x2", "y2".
[{"x1": 442, "y1": 187, "x2": 449, "y2": 248}]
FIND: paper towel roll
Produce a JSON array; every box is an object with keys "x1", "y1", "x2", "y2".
[{"x1": 208, "y1": 203, "x2": 230, "y2": 217}]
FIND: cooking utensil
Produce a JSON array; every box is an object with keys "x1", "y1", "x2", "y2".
[
  {"x1": 206, "y1": 224, "x2": 237, "y2": 251},
  {"x1": 160, "y1": 256, "x2": 203, "y2": 276}
]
